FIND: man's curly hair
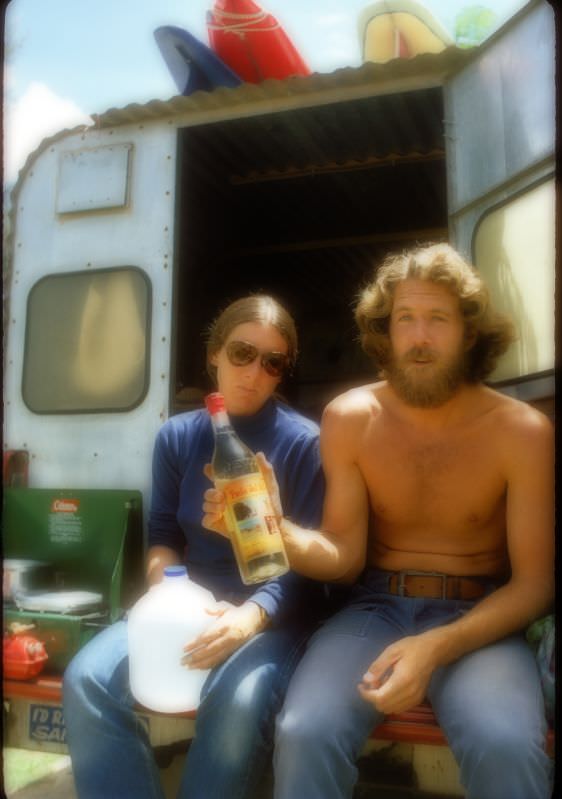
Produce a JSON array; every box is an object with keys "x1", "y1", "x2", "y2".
[{"x1": 355, "y1": 243, "x2": 516, "y2": 382}]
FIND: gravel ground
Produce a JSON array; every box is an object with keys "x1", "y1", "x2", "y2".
[{"x1": 3, "y1": 749, "x2": 75, "y2": 798}]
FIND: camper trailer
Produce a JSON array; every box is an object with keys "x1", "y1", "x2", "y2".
[{"x1": 3, "y1": 1, "x2": 555, "y2": 795}]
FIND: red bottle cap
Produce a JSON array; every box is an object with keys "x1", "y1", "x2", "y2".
[{"x1": 205, "y1": 392, "x2": 226, "y2": 415}]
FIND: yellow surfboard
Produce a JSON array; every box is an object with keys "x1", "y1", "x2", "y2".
[{"x1": 359, "y1": 0, "x2": 453, "y2": 63}]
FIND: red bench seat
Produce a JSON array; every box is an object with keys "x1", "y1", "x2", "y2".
[{"x1": 4, "y1": 676, "x2": 554, "y2": 758}]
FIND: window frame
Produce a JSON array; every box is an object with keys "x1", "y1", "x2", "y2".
[
  {"x1": 470, "y1": 172, "x2": 556, "y2": 387},
  {"x1": 22, "y1": 265, "x2": 152, "y2": 415}
]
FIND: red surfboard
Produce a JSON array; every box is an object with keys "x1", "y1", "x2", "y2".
[{"x1": 207, "y1": 0, "x2": 311, "y2": 84}]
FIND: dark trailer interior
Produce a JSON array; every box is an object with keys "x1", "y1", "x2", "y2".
[{"x1": 172, "y1": 86, "x2": 449, "y2": 419}]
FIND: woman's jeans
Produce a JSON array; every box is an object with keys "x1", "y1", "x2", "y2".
[
  {"x1": 274, "y1": 570, "x2": 552, "y2": 799},
  {"x1": 63, "y1": 617, "x2": 311, "y2": 799}
]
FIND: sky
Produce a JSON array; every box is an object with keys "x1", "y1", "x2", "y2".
[{"x1": 3, "y1": 0, "x2": 529, "y2": 186}]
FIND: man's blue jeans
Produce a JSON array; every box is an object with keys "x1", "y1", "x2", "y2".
[
  {"x1": 63, "y1": 617, "x2": 311, "y2": 799},
  {"x1": 274, "y1": 569, "x2": 552, "y2": 799}
]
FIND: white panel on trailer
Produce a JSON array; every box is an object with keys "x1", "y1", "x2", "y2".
[{"x1": 56, "y1": 144, "x2": 132, "y2": 214}]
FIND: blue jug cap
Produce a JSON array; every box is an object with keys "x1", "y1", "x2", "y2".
[{"x1": 163, "y1": 565, "x2": 188, "y2": 577}]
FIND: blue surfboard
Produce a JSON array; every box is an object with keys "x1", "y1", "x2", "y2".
[{"x1": 154, "y1": 26, "x2": 243, "y2": 95}]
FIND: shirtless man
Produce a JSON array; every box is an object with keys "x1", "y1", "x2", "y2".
[{"x1": 203, "y1": 243, "x2": 554, "y2": 799}]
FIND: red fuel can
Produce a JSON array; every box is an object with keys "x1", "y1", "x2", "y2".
[{"x1": 3, "y1": 629, "x2": 49, "y2": 680}]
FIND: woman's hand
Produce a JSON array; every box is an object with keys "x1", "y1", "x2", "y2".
[
  {"x1": 181, "y1": 601, "x2": 268, "y2": 670},
  {"x1": 201, "y1": 454, "x2": 283, "y2": 536},
  {"x1": 201, "y1": 471, "x2": 229, "y2": 537}
]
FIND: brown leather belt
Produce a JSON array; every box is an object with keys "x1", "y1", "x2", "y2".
[{"x1": 387, "y1": 570, "x2": 487, "y2": 600}]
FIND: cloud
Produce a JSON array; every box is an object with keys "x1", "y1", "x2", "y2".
[{"x1": 4, "y1": 82, "x2": 93, "y2": 185}]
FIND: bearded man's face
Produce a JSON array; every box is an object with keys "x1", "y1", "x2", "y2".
[{"x1": 388, "y1": 279, "x2": 470, "y2": 407}]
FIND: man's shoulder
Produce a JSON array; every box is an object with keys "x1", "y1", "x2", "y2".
[
  {"x1": 325, "y1": 382, "x2": 383, "y2": 415},
  {"x1": 322, "y1": 382, "x2": 385, "y2": 435},
  {"x1": 478, "y1": 387, "x2": 553, "y2": 448}
]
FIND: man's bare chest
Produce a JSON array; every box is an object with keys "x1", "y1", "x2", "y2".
[{"x1": 359, "y1": 426, "x2": 506, "y2": 527}]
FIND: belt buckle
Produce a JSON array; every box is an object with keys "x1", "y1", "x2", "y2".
[{"x1": 397, "y1": 570, "x2": 448, "y2": 599}]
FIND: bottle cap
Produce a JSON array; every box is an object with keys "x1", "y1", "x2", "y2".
[
  {"x1": 205, "y1": 392, "x2": 226, "y2": 415},
  {"x1": 163, "y1": 565, "x2": 187, "y2": 578}
]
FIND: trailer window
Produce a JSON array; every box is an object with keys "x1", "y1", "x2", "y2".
[
  {"x1": 23, "y1": 267, "x2": 151, "y2": 413},
  {"x1": 473, "y1": 178, "x2": 555, "y2": 383}
]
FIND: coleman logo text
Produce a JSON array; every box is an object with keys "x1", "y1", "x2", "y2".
[{"x1": 51, "y1": 499, "x2": 80, "y2": 513}]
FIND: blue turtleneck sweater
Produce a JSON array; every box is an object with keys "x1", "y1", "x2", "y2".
[{"x1": 148, "y1": 398, "x2": 325, "y2": 623}]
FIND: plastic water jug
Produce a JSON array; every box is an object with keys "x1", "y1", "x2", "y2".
[{"x1": 127, "y1": 566, "x2": 216, "y2": 712}]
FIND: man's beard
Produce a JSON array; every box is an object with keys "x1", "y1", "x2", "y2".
[{"x1": 387, "y1": 345, "x2": 468, "y2": 408}]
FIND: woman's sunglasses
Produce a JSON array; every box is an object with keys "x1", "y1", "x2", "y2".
[{"x1": 225, "y1": 340, "x2": 290, "y2": 378}]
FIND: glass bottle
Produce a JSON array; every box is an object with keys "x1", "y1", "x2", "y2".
[{"x1": 205, "y1": 392, "x2": 289, "y2": 584}]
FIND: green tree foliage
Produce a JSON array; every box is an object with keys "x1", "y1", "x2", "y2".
[{"x1": 455, "y1": 5, "x2": 498, "y2": 47}]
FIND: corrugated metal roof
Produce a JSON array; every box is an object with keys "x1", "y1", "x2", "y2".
[
  {"x1": 8, "y1": 47, "x2": 471, "y2": 195},
  {"x1": 180, "y1": 83, "x2": 447, "y2": 191},
  {"x1": 92, "y1": 47, "x2": 472, "y2": 128},
  {"x1": 6, "y1": 47, "x2": 470, "y2": 207}
]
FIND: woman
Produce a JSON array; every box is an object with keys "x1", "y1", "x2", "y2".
[{"x1": 63, "y1": 295, "x2": 327, "y2": 799}]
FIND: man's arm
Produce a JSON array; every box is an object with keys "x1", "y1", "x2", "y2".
[
  {"x1": 280, "y1": 396, "x2": 370, "y2": 582},
  {"x1": 249, "y1": 430, "x2": 327, "y2": 624},
  {"x1": 360, "y1": 409, "x2": 554, "y2": 714},
  {"x1": 202, "y1": 392, "x2": 371, "y2": 582}
]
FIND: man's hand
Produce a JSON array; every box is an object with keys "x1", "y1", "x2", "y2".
[
  {"x1": 357, "y1": 634, "x2": 438, "y2": 715},
  {"x1": 201, "y1": 454, "x2": 283, "y2": 537},
  {"x1": 181, "y1": 601, "x2": 268, "y2": 670}
]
